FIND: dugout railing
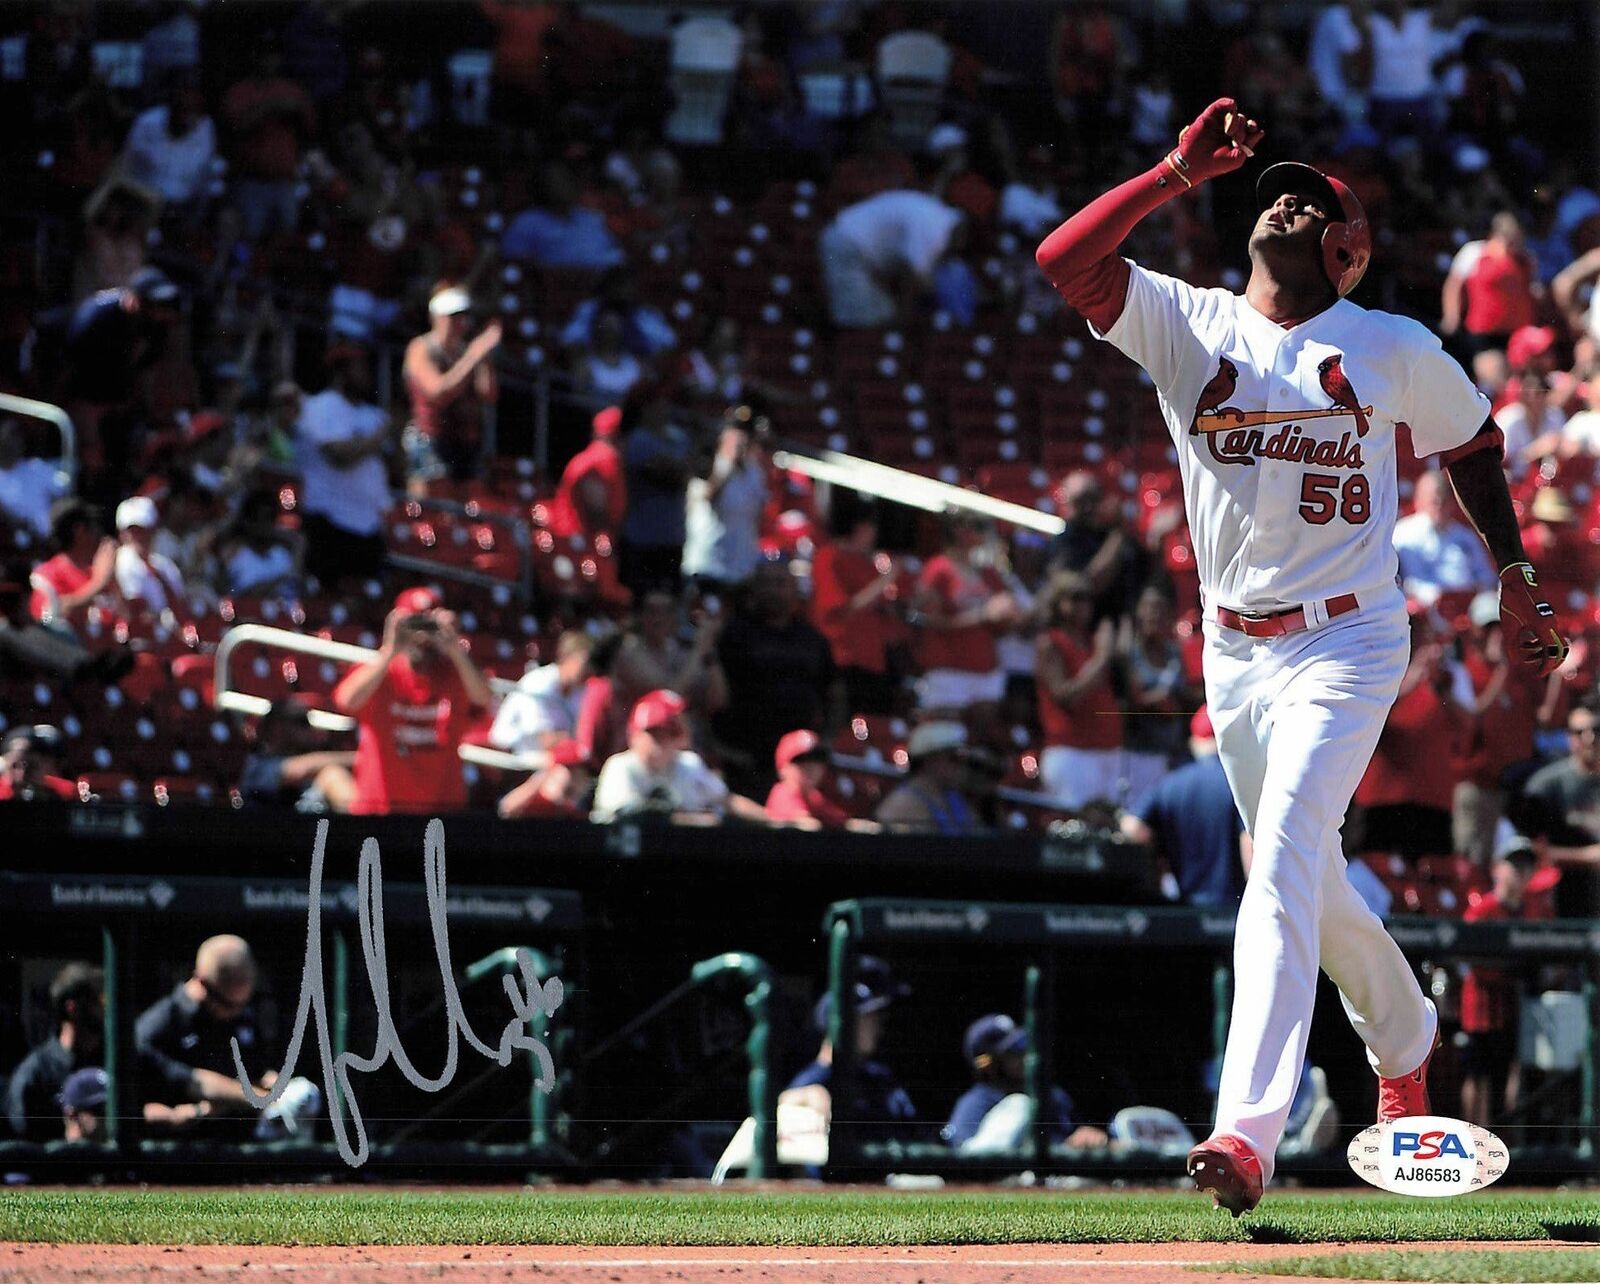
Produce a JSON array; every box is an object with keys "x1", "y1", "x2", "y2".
[
  {"x1": 0, "y1": 862, "x2": 582, "y2": 1179},
  {"x1": 819, "y1": 898, "x2": 1600, "y2": 1183}
]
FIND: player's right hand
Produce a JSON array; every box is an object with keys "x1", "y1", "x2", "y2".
[
  {"x1": 1499, "y1": 561, "x2": 1568, "y2": 677},
  {"x1": 1172, "y1": 98, "x2": 1264, "y2": 186}
]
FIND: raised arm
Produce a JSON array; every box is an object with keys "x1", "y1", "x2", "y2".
[
  {"x1": 1035, "y1": 98, "x2": 1263, "y2": 332},
  {"x1": 334, "y1": 609, "x2": 404, "y2": 714},
  {"x1": 1552, "y1": 247, "x2": 1600, "y2": 326}
]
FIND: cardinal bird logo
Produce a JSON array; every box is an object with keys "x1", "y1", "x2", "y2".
[
  {"x1": 1189, "y1": 357, "x2": 1240, "y2": 433},
  {"x1": 1318, "y1": 354, "x2": 1370, "y2": 438},
  {"x1": 1190, "y1": 352, "x2": 1375, "y2": 436}
]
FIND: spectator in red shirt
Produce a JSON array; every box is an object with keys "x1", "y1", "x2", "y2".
[
  {"x1": 0, "y1": 725, "x2": 77, "y2": 802},
  {"x1": 1454, "y1": 591, "x2": 1558, "y2": 865},
  {"x1": 1349, "y1": 610, "x2": 1470, "y2": 857},
  {"x1": 811, "y1": 499, "x2": 906, "y2": 715},
  {"x1": 1460, "y1": 835, "x2": 1550, "y2": 1127},
  {"x1": 332, "y1": 587, "x2": 493, "y2": 816},
  {"x1": 547, "y1": 406, "x2": 628, "y2": 541},
  {"x1": 31, "y1": 500, "x2": 117, "y2": 630},
  {"x1": 1035, "y1": 571, "x2": 1123, "y2": 810},
  {"x1": 765, "y1": 729, "x2": 850, "y2": 829},
  {"x1": 220, "y1": 36, "x2": 315, "y2": 242},
  {"x1": 911, "y1": 513, "x2": 1018, "y2": 723},
  {"x1": 1442, "y1": 212, "x2": 1539, "y2": 357}
]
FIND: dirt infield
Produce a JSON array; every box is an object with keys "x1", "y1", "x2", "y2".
[{"x1": 5, "y1": 1241, "x2": 1596, "y2": 1283}]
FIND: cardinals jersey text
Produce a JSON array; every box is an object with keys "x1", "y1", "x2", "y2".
[{"x1": 1093, "y1": 262, "x2": 1489, "y2": 611}]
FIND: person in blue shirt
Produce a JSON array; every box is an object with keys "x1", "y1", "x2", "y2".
[
  {"x1": 1120, "y1": 706, "x2": 1248, "y2": 907},
  {"x1": 501, "y1": 162, "x2": 625, "y2": 270},
  {"x1": 781, "y1": 956, "x2": 915, "y2": 1128},
  {"x1": 559, "y1": 269, "x2": 677, "y2": 357},
  {"x1": 617, "y1": 391, "x2": 694, "y2": 597},
  {"x1": 942, "y1": 1013, "x2": 1109, "y2": 1150}
]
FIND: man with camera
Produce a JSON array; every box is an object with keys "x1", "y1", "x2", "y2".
[{"x1": 332, "y1": 586, "x2": 492, "y2": 815}]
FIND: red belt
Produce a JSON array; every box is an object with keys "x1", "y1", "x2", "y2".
[{"x1": 1215, "y1": 592, "x2": 1359, "y2": 638}]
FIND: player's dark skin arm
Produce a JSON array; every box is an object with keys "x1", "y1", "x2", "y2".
[
  {"x1": 1444, "y1": 433, "x2": 1527, "y2": 571},
  {"x1": 1447, "y1": 426, "x2": 1569, "y2": 676}
]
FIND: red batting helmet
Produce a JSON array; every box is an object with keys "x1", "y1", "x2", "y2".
[{"x1": 1256, "y1": 162, "x2": 1371, "y2": 299}]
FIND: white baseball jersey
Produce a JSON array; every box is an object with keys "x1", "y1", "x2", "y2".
[{"x1": 1093, "y1": 262, "x2": 1491, "y2": 611}]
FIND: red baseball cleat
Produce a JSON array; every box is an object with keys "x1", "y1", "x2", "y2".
[
  {"x1": 1376, "y1": 1036, "x2": 1437, "y2": 1123},
  {"x1": 1187, "y1": 1135, "x2": 1264, "y2": 1217}
]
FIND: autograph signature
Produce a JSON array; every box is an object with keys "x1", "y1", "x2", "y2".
[{"x1": 232, "y1": 817, "x2": 565, "y2": 1167}]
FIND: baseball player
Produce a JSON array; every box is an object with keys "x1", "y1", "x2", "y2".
[{"x1": 1035, "y1": 98, "x2": 1567, "y2": 1215}]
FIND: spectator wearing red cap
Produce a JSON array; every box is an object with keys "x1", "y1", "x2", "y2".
[
  {"x1": 547, "y1": 406, "x2": 628, "y2": 540},
  {"x1": 332, "y1": 587, "x2": 492, "y2": 815},
  {"x1": 591, "y1": 689, "x2": 767, "y2": 823},
  {"x1": 1506, "y1": 324, "x2": 1559, "y2": 378},
  {"x1": 765, "y1": 730, "x2": 852, "y2": 829},
  {"x1": 297, "y1": 344, "x2": 392, "y2": 588},
  {"x1": 1120, "y1": 708, "x2": 1247, "y2": 907},
  {"x1": 810, "y1": 498, "x2": 907, "y2": 715},
  {"x1": 113, "y1": 495, "x2": 190, "y2": 613},
  {"x1": 402, "y1": 285, "x2": 502, "y2": 496},
  {"x1": 1348, "y1": 609, "x2": 1470, "y2": 858},
  {"x1": 499, "y1": 738, "x2": 594, "y2": 820},
  {"x1": 1035, "y1": 571, "x2": 1123, "y2": 810}
]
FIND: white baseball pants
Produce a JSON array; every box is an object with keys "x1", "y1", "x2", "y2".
[{"x1": 1202, "y1": 584, "x2": 1438, "y2": 1185}]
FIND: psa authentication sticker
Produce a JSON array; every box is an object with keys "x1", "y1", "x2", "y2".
[{"x1": 1346, "y1": 1115, "x2": 1509, "y2": 1196}]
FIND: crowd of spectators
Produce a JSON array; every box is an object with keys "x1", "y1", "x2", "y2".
[
  {"x1": 3, "y1": 0, "x2": 1599, "y2": 1163},
  {"x1": 0, "y1": 0, "x2": 1594, "y2": 926}
]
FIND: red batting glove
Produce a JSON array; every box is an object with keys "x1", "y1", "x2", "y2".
[
  {"x1": 1499, "y1": 562, "x2": 1568, "y2": 677},
  {"x1": 1166, "y1": 98, "x2": 1265, "y2": 190}
]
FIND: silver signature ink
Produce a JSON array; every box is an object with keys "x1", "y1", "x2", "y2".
[{"x1": 232, "y1": 817, "x2": 565, "y2": 1167}]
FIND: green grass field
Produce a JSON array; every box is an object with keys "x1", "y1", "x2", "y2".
[
  {"x1": 1220, "y1": 1249, "x2": 1600, "y2": 1282},
  {"x1": 2, "y1": 1188, "x2": 1598, "y2": 1248}
]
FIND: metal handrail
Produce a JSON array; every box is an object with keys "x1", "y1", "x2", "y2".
[
  {"x1": 212, "y1": 622, "x2": 547, "y2": 771},
  {"x1": 383, "y1": 945, "x2": 568, "y2": 1151},
  {"x1": 577, "y1": 952, "x2": 776, "y2": 1178},
  {"x1": 0, "y1": 392, "x2": 77, "y2": 492}
]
